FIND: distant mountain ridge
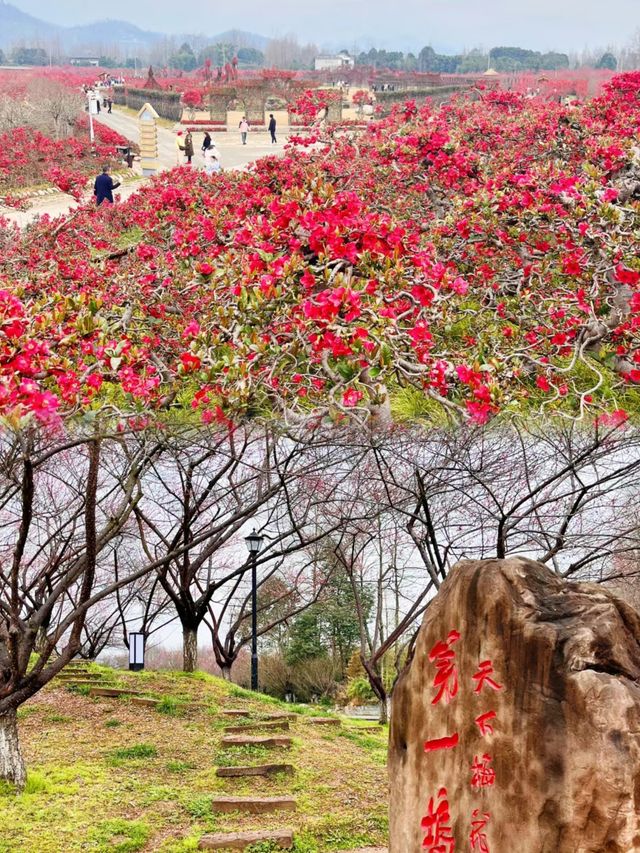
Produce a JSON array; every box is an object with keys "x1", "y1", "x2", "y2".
[{"x1": 0, "y1": 2, "x2": 269, "y2": 54}]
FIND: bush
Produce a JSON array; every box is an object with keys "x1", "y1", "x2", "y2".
[
  {"x1": 290, "y1": 656, "x2": 338, "y2": 702},
  {"x1": 347, "y1": 676, "x2": 376, "y2": 705},
  {"x1": 260, "y1": 653, "x2": 293, "y2": 699}
]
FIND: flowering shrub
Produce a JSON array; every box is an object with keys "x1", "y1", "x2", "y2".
[
  {"x1": 0, "y1": 72, "x2": 639, "y2": 427},
  {"x1": 290, "y1": 89, "x2": 342, "y2": 123},
  {"x1": 0, "y1": 120, "x2": 129, "y2": 194},
  {"x1": 352, "y1": 90, "x2": 373, "y2": 107},
  {"x1": 182, "y1": 90, "x2": 205, "y2": 109}
]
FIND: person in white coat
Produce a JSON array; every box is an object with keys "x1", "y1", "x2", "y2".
[{"x1": 204, "y1": 146, "x2": 222, "y2": 175}]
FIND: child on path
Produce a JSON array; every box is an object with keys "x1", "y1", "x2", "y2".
[
  {"x1": 204, "y1": 149, "x2": 222, "y2": 175},
  {"x1": 239, "y1": 117, "x2": 249, "y2": 145}
]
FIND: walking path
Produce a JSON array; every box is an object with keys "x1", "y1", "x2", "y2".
[
  {"x1": 1, "y1": 108, "x2": 292, "y2": 228},
  {"x1": 96, "y1": 108, "x2": 291, "y2": 173}
]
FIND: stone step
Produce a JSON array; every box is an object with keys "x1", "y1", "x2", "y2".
[
  {"x1": 220, "y1": 736, "x2": 292, "y2": 749},
  {"x1": 223, "y1": 721, "x2": 290, "y2": 734},
  {"x1": 89, "y1": 687, "x2": 137, "y2": 698},
  {"x1": 63, "y1": 680, "x2": 105, "y2": 689},
  {"x1": 59, "y1": 670, "x2": 93, "y2": 677},
  {"x1": 262, "y1": 713, "x2": 298, "y2": 721},
  {"x1": 198, "y1": 829, "x2": 294, "y2": 850},
  {"x1": 220, "y1": 710, "x2": 297, "y2": 721},
  {"x1": 216, "y1": 764, "x2": 295, "y2": 778},
  {"x1": 130, "y1": 697, "x2": 160, "y2": 708},
  {"x1": 308, "y1": 717, "x2": 341, "y2": 727},
  {"x1": 59, "y1": 676, "x2": 104, "y2": 684},
  {"x1": 346, "y1": 725, "x2": 385, "y2": 733},
  {"x1": 337, "y1": 848, "x2": 387, "y2": 853},
  {"x1": 212, "y1": 796, "x2": 297, "y2": 814}
]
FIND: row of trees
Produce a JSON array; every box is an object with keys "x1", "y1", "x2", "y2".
[
  {"x1": 0, "y1": 79, "x2": 83, "y2": 138},
  {"x1": 2, "y1": 418, "x2": 640, "y2": 786},
  {"x1": 358, "y1": 45, "x2": 572, "y2": 73},
  {"x1": 168, "y1": 37, "x2": 320, "y2": 72},
  {"x1": 168, "y1": 42, "x2": 266, "y2": 72}
]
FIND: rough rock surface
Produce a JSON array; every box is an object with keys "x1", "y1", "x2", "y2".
[{"x1": 389, "y1": 557, "x2": 640, "y2": 853}]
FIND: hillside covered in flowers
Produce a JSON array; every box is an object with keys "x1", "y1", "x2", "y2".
[{"x1": 1, "y1": 72, "x2": 639, "y2": 427}]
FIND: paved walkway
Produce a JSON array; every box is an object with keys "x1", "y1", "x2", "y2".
[
  {"x1": 1, "y1": 108, "x2": 292, "y2": 228},
  {"x1": 1, "y1": 181, "x2": 144, "y2": 229},
  {"x1": 96, "y1": 108, "x2": 291, "y2": 173}
]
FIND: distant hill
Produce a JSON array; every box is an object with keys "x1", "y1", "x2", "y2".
[
  {"x1": 64, "y1": 19, "x2": 164, "y2": 52},
  {"x1": 0, "y1": 1, "x2": 58, "y2": 48},
  {"x1": 0, "y1": 2, "x2": 269, "y2": 56}
]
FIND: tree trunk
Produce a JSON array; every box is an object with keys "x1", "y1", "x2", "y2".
[
  {"x1": 379, "y1": 699, "x2": 389, "y2": 725},
  {"x1": 362, "y1": 657, "x2": 388, "y2": 724},
  {"x1": 34, "y1": 625, "x2": 49, "y2": 656},
  {"x1": 183, "y1": 627, "x2": 198, "y2": 673},
  {"x1": 0, "y1": 709, "x2": 26, "y2": 789},
  {"x1": 221, "y1": 664, "x2": 232, "y2": 681}
]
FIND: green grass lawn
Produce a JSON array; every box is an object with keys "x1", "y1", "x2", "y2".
[{"x1": 0, "y1": 667, "x2": 388, "y2": 852}]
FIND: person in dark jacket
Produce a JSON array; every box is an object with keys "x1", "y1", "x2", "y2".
[
  {"x1": 94, "y1": 166, "x2": 120, "y2": 206},
  {"x1": 268, "y1": 113, "x2": 277, "y2": 144},
  {"x1": 184, "y1": 131, "x2": 195, "y2": 164},
  {"x1": 202, "y1": 131, "x2": 212, "y2": 151}
]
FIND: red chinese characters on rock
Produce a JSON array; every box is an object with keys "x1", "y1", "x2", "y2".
[
  {"x1": 474, "y1": 711, "x2": 497, "y2": 737},
  {"x1": 469, "y1": 810, "x2": 491, "y2": 853},
  {"x1": 429, "y1": 629, "x2": 461, "y2": 706},
  {"x1": 472, "y1": 660, "x2": 503, "y2": 695},
  {"x1": 470, "y1": 753, "x2": 496, "y2": 789},
  {"x1": 421, "y1": 633, "x2": 505, "y2": 853},
  {"x1": 424, "y1": 733, "x2": 460, "y2": 753},
  {"x1": 421, "y1": 787, "x2": 455, "y2": 853}
]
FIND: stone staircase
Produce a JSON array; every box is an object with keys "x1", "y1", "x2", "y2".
[{"x1": 53, "y1": 670, "x2": 382, "y2": 851}]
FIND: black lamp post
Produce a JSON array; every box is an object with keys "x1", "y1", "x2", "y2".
[{"x1": 245, "y1": 528, "x2": 265, "y2": 691}]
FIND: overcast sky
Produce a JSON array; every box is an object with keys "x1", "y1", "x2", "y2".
[{"x1": 14, "y1": 0, "x2": 639, "y2": 52}]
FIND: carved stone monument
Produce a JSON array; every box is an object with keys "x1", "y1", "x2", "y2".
[{"x1": 389, "y1": 557, "x2": 640, "y2": 853}]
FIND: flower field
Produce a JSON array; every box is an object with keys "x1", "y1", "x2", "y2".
[
  {"x1": 0, "y1": 119, "x2": 130, "y2": 197},
  {"x1": 0, "y1": 72, "x2": 639, "y2": 427}
]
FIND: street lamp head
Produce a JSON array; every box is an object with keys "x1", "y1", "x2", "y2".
[{"x1": 245, "y1": 529, "x2": 264, "y2": 554}]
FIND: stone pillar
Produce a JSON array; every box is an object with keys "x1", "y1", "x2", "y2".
[
  {"x1": 209, "y1": 94, "x2": 228, "y2": 124},
  {"x1": 389, "y1": 557, "x2": 640, "y2": 853},
  {"x1": 327, "y1": 99, "x2": 343, "y2": 123},
  {"x1": 244, "y1": 95, "x2": 265, "y2": 125},
  {"x1": 137, "y1": 102, "x2": 160, "y2": 176}
]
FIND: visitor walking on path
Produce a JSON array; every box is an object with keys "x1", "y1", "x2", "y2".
[
  {"x1": 184, "y1": 131, "x2": 195, "y2": 164},
  {"x1": 268, "y1": 113, "x2": 277, "y2": 144},
  {"x1": 202, "y1": 131, "x2": 212, "y2": 151},
  {"x1": 175, "y1": 131, "x2": 185, "y2": 165},
  {"x1": 93, "y1": 165, "x2": 120, "y2": 206},
  {"x1": 239, "y1": 117, "x2": 249, "y2": 145}
]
